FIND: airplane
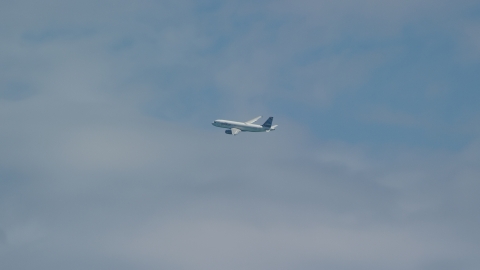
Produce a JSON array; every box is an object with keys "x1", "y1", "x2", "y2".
[{"x1": 212, "y1": 116, "x2": 277, "y2": 135}]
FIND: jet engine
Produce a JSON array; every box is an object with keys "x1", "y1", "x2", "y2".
[{"x1": 225, "y1": 129, "x2": 232, "y2": 134}]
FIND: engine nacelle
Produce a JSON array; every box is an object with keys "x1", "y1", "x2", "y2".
[{"x1": 225, "y1": 130, "x2": 232, "y2": 134}]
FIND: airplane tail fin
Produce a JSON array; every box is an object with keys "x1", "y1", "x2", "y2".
[{"x1": 262, "y1": 117, "x2": 274, "y2": 128}]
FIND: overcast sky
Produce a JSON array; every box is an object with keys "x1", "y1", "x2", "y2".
[{"x1": 1, "y1": 0, "x2": 480, "y2": 269}]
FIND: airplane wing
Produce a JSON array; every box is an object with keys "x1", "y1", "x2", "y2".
[
  {"x1": 231, "y1": 128, "x2": 241, "y2": 135},
  {"x1": 245, "y1": 116, "x2": 261, "y2": 124}
]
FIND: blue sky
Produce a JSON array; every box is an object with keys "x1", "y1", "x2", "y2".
[{"x1": 1, "y1": 0, "x2": 480, "y2": 269}]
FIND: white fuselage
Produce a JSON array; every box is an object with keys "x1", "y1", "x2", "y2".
[{"x1": 212, "y1": 120, "x2": 272, "y2": 132}]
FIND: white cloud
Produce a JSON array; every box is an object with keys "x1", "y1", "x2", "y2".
[
  {"x1": 1, "y1": 0, "x2": 480, "y2": 269},
  {"x1": 456, "y1": 21, "x2": 480, "y2": 62},
  {"x1": 106, "y1": 218, "x2": 461, "y2": 270}
]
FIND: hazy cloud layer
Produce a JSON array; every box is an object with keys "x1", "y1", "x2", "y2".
[{"x1": 1, "y1": 0, "x2": 480, "y2": 269}]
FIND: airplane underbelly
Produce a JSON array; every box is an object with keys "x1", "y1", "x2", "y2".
[
  {"x1": 227, "y1": 123, "x2": 263, "y2": 132},
  {"x1": 242, "y1": 127, "x2": 263, "y2": 132}
]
